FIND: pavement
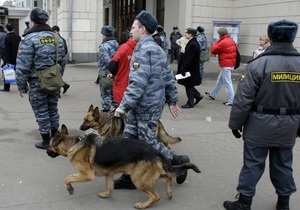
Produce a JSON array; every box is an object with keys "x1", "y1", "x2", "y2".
[{"x1": 0, "y1": 61, "x2": 300, "y2": 210}]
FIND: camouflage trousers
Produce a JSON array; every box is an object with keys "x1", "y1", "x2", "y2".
[
  {"x1": 99, "y1": 85, "x2": 113, "y2": 111},
  {"x1": 200, "y1": 61, "x2": 205, "y2": 80},
  {"x1": 123, "y1": 110, "x2": 174, "y2": 160},
  {"x1": 28, "y1": 79, "x2": 60, "y2": 134}
]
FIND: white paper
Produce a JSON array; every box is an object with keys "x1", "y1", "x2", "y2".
[{"x1": 175, "y1": 72, "x2": 191, "y2": 80}]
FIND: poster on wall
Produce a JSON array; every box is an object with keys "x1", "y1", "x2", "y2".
[{"x1": 212, "y1": 21, "x2": 241, "y2": 44}]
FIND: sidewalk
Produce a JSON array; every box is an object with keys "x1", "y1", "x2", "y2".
[{"x1": 0, "y1": 61, "x2": 299, "y2": 210}]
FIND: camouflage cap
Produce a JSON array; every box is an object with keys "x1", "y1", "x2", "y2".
[{"x1": 30, "y1": 7, "x2": 49, "y2": 24}]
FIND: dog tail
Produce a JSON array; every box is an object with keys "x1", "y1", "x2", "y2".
[
  {"x1": 172, "y1": 163, "x2": 201, "y2": 175},
  {"x1": 157, "y1": 121, "x2": 182, "y2": 145}
]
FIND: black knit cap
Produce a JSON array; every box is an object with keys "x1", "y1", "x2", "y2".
[
  {"x1": 30, "y1": 7, "x2": 49, "y2": 24},
  {"x1": 101, "y1": 26, "x2": 115, "y2": 37},
  {"x1": 186, "y1": 28, "x2": 197, "y2": 36},
  {"x1": 197, "y1": 26, "x2": 205, "y2": 33},
  {"x1": 135, "y1": 10, "x2": 158, "y2": 34},
  {"x1": 268, "y1": 19, "x2": 298, "y2": 42}
]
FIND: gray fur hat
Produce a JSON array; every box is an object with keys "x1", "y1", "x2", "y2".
[
  {"x1": 268, "y1": 19, "x2": 298, "y2": 42},
  {"x1": 101, "y1": 26, "x2": 115, "y2": 37},
  {"x1": 135, "y1": 10, "x2": 158, "y2": 34},
  {"x1": 30, "y1": 7, "x2": 49, "y2": 24}
]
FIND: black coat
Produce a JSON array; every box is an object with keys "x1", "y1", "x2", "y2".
[
  {"x1": 177, "y1": 37, "x2": 201, "y2": 87},
  {"x1": 4, "y1": 32, "x2": 21, "y2": 65}
]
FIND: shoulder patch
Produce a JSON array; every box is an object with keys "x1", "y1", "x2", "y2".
[
  {"x1": 132, "y1": 60, "x2": 140, "y2": 70},
  {"x1": 271, "y1": 72, "x2": 300, "y2": 83},
  {"x1": 40, "y1": 37, "x2": 56, "y2": 44}
]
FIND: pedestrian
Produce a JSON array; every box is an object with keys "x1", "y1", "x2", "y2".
[
  {"x1": 152, "y1": 28, "x2": 162, "y2": 47},
  {"x1": 252, "y1": 35, "x2": 269, "y2": 58},
  {"x1": 177, "y1": 28, "x2": 203, "y2": 108},
  {"x1": 0, "y1": 24, "x2": 7, "y2": 66},
  {"x1": 114, "y1": 10, "x2": 189, "y2": 189},
  {"x1": 98, "y1": 25, "x2": 119, "y2": 112},
  {"x1": 224, "y1": 19, "x2": 300, "y2": 210},
  {"x1": 16, "y1": 7, "x2": 65, "y2": 150},
  {"x1": 205, "y1": 27, "x2": 237, "y2": 106},
  {"x1": 23, "y1": 21, "x2": 30, "y2": 35},
  {"x1": 52, "y1": 25, "x2": 70, "y2": 96},
  {"x1": 169, "y1": 26, "x2": 182, "y2": 63},
  {"x1": 157, "y1": 25, "x2": 169, "y2": 56},
  {"x1": 107, "y1": 35, "x2": 137, "y2": 108},
  {"x1": 196, "y1": 26, "x2": 208, "y2": 80},
  {"x1": 1, "y1": 23, "x2": 21, "y2": 92},
  {"x1": 175, "y1": 35, "x2": 189, "y2": 68}
]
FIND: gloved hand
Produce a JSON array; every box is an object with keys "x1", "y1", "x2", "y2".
[
  {"x1": 232, "y1": 129, "x2": 242, "y2": 138},
  {"x1": 181, "y1": 71, "x2": 186, "y2": 77}
]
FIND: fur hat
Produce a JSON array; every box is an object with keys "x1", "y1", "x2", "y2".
[
  {"x1": 197, "y1": 26, "x2": 205, "y2": 33},
  {"x1": 268, "y1": 19, "x2": 298, "y2": 42},
  {"x1": 186, "y1": 28, "x2": 197, "y2": 36},
  {"x1": 173, "y1": 26, "x2": 178, "y2": 30},
  {"x1": 135, "y1": 10, "x2": 158, "y2": 34},
  {"x1": 101, "y1": 26, "x2": 115, "y2": 37},
  {"x1": 157, "y1": 25, "x2": 164, "y2": 33},
  {"x1": 30, "y1": 7, "x2": 49, "y2": 24}
]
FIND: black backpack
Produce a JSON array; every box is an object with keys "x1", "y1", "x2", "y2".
[{"x1": 234, "y1": 46, "x2": 241, "y2": 69}]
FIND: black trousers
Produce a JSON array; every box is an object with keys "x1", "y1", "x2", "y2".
[
  {"x1": 237, "y1": 142, "x2": 296, "y2": 197},
  {"x1": 185, "y1": 86, "x2": 201, "y2": 106}
]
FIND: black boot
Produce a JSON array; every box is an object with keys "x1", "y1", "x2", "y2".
[
  {"x1": 114, "y1": 174, "x2": 136, "y2": 190},
  {"x1": 62, "y1": 83, "x2": 70, "y2": 94},
  {"x1": 223, "y1": 193, "x2": 252, "y2": 210},
  {"x1": 171, "y1": 154, "x2": 190, "y2": 184},
  {"x1": 276, "y1": 195, "x2": 290, "y2": 210},
  {"x1": 35, "y1": 133, "x2": 50, "y2": 150},
  {"x1": 51, "y1": 128, "x2": 58, "y2": 137}
]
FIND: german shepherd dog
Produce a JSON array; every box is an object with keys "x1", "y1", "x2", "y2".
[
  {"x1": 79, "y1": 104, "x2": 182, "y2": 149},
  {"x1": 47, "y1": 124, "x2": 200, "y2": 209}
]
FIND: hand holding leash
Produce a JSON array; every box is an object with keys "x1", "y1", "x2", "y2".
[
  {"x1": 169, "y1": 105, "x2": 181, "y2": 118},
  {"x1": 232, "y1": 129, "x2": 242, "y2": 138},
  {"x1": 114, "y1": 107, "x2": 125, "y2": 117}
]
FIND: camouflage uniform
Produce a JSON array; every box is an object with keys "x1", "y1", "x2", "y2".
[
  {"x1": 119, "y1": 35, "x2": 178, "y2": 160},
  {"x1": 159, "y1": 31, "x2": 169, "y2": 56},
  {"x1": 16, "y1": 25, "x2": 65, "y2": 134},
  {"x1": 98, "y1": 37, "x2": 119, "y2": 111},
  {"x1": 197, "y1": 32, "x2": 208, "y2": 80}
]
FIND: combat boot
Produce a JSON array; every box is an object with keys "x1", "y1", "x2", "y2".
[
  {"x1": 171, "y1": 154, "x2": 190, "y2": 184},
  {"x1": 223, "y1": 193, "x2": 252, "y2": 210},
  {"x1": 114, "y1": 174, "x2": 136, "y2": 190},
  {"x1": 276, "y1": 195, "x2": 290, "y2": 210},
  {"x1": 51, "y1": 128, "x2": 58, "y2": 137},
  {"x1": 35, "y1": 133, "x2": 50, "y2": 150}
]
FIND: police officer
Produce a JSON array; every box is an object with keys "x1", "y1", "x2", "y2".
[
  {"x1": 196, "y1": 26, "x2": 208, "y2": 80},
  {"x1": 98, "y1": 26, "x2": 119, "y2": 112},
  {"x1": 16, "y1": 7, "x2": 65, "y2": 150},
  {"x1": 157, "y1": 25, "x2": 169, "y2": 56},
  {"x1": 224, "y1": 20, "x2": 300, "y2": 210},
  {"x1": 114, "y1": 10, "x2": 189, "y2": 189}
]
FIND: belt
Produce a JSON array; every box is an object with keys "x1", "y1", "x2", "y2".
[{"x1": 252, "y1": 105, "x2": 300, "y2": 115}]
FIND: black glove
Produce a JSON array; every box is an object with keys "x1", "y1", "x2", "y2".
[
  {"x1": 181, "y1": 71, "x2": 186, "y2": 77},
  {"x1": 232, "y1": 129, "x2": 242, "y2": 138}
]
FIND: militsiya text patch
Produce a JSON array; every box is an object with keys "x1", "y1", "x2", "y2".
[
  {"x1": 40, "y1": 37, "x2": 56, "y2": 44},
  {"x1": 271, "y1": 72, "x2": 300, "y2": 83}
]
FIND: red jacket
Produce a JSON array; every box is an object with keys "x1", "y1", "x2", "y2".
[
  {"x1": 211, "y1": 34, "x2": 237, "y2": 67},
  {"x1": 108, "y1": 38, "x2": 137, "y2": 103}
]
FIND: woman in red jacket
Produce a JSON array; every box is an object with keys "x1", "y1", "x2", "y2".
[
  {"x1": 205, "y1": 27, "x2": 237, "y2": 106},
  {"x1": 108, "y1": 36, "x2": 137, "y2": 107}
]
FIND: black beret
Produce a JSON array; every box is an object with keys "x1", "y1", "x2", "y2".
[
  {"x1": 135, "y1": 10, "x2": 158, "y2": 34},
  {"x1": 101, "y1": 26, "x2": 115, "y2": 37},
  {"x1": 157, "y1": 25, "x2": 164, "y2": 33},
  {"x1": 197, "y1": 26, "x2": 205, "y2": 33},
  {"x1": 268, "y1": 19, "x2": 298, "y2": 42},
  {"x1": 30, "y1": 7, "x2": 49, "y2": 24},
  {"x1": 186, "y1": 28, "x2": 197, "y2": 36}
]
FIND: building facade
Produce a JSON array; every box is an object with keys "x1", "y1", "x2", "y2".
[{"x1": 2, "y1": 0, "x2": 300, "y2": 63}]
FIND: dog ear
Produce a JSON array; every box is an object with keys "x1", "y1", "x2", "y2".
[
  {"x1": 93, "y1": 107, "x2": 100, "y2": 121},
  {"x1": 88, "y1": 104, "x2": 94, "y2": 112},
  {"x1": 61, "y1": 124, "x2": 69, "y2": 135}
]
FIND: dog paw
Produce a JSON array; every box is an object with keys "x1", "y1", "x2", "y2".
[
  {"x1": 133, "y1": 202, "x2": 143, "y2": 209},
  {"x1": 98, "y1": 192, "x2": 110, "y2": 198},
  {"x1": 67, "y1": 185, "x2": 74, "y2": 195},
  {"x1": 167, "y1": 194, "x2": 173, "y2": 200}
]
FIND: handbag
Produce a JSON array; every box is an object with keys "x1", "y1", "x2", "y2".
[
  {"x1": 200, "y1": 49, "x2": 209, "y2": 62},
  {"x1": 2, "y1": 64, "x2": 16, "y2": 84},
  {"x1": 234, "y1": 46, "x2": 241, "y2": 69},
  {"x1": 33, "y1": 34, "x2": 64, "y2": 93},
  {"x1": 99, "y1": 70, "x2": 113, "y2": 90}
]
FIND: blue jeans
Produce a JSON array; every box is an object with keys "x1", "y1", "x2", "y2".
[{"x1": 210, "y1": 67, "x2": 234, "y2": 104}]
